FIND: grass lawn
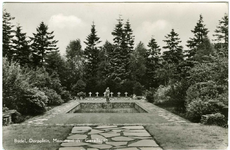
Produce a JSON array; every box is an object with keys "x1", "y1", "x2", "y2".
[
  {"x1": 146, "y1": 123, "x2": 228, "y2": 150},
  {"x1": 3, "y1": 125, "x2": 72, "y2": 150}
]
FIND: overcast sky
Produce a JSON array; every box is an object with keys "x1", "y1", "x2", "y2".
[{"x1": 3, "y1": 2, "x2": 228, "y2": 55}]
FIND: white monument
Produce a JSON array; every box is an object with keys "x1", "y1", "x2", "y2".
[
  {"x1": 125, "y1": 92, "x2": 128, "y2": 97},
  {"x1": 117, "y1": 92, "x2": 121, "y2": 97},
  {"x1": 89, "y1": 92, "x2": 92, "y2": 97},
  {"x1": 96, "y1": 92, "x2": 99, "y2": 97}
]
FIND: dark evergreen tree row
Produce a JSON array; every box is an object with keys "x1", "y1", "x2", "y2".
[
  {"x1": 78, "y1": 14, "x2": 228, "y2": 99},
  {"x1": 3, "y1": 10, "x2": 59, "y2": 68}
]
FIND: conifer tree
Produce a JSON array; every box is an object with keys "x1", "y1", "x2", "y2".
[
  {"x1": 109, "y1": 46, "x2": 128, "y2": 83},
  {"x1": 84, "y1": 23, "x2": 101, "y2": 50},
  {"x1": 30, "y1": 22, "x2": 58, "y2": 67},
  {"x1": 163, "y1": 29, "x2": 183, "y2": 64},
  {"x1": 147, "y1": 37, "x2": 161, "y2": 58},
  {"x1": 186, "y1": 15, "x2": 209, "y2": 58},
  {"x1": 95, "y1": 41, "x2": 115, "y2": 92},
  {"x1": 110, "y1": 17, "x2": 135, "y2": 84},
  {"x1": 146, "y1": 37, "x2": 161, "y2": 88},
  {"x1": 112, "y1": 16, "x2": 124, "y2": 47},
  {"x1": 124, "y1": 19, "x2": 135, "y2": 50},
  {"x1": 83, "y1": 22, "x2": 101, "y2": 93},
  {"x1": 12, "y1": 25, "x2": 31, "y2": 66},
  {"x1": 213, "y1": 13, "x2": 228, "y2": 51},
  {"x1": 111, "y1": 17, "x2": 126, "y2": 83},
  {"x1": 98, "y1": 41, "x2": 114, "y2": 80},
  {"x1": 3, "y1": 9, "x2": 15, "y2": 60},
  {"x1": 161, "y1": 29, "x2": 184, "y2": 84}
]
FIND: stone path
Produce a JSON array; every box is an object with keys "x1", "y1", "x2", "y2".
[{"x1": 59, "y1": 125, "x2": 163, "y2": 150}]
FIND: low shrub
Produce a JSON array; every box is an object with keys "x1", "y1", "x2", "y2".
[
  {"x1": 186, "y1": 81, "x2": 220, "y2": 105},
  {"x1": 217, "y1": 91, "x2": 228, "y2": 106},
  {"x1": 3, "y1": 59, "x2": 48, "y2": 116},
  {"x1": 11, "y1": 111, "x2": 25, "y2": 123},
  {"x1": 186, "y1": 98, "x2": 226, "y2": 122},
  {"x1": 185, "y1": 80, "x2": 228, "y2": 122},
  {"x1": 42, "y1": 88, "x2": 64, "y2": 106},
  {"x1": 153, "y1": 85, "x2": 171, "y2": 104},
  {"x1": 166, "y1": 81, "x2": 189, "y2": 112},
  {"x1": 77, "y1": 91, "x2": 86, "y2": 99},
  {"x1": 18, "y1": 87, "x2": 48, "y2": 115},
  {"x1": 3, "y1": 58, "x2": 30, "y2": 110},
  {"x1": 146, "y1": 88, "x2": 155, "y2": 103},
  {"x1": 201, "y1": 113, "x2": 227, "y2": 127},
  {"x1": 72, "y1": 80, "x2": 86, "y2": 96},
  {"x1": 133, "y1": 82, "x2": 144, "y2": 96},
  {"x1": 186, "y1": 98, "x2": 211, "y2": 122},
  {"x1": 60, "y1": 90, "x2": 72, "y2": 102}
]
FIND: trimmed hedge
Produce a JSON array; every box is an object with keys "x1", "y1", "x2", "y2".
[{"x1": 201, "y1": 113, "x2": 227, "y2": 127}]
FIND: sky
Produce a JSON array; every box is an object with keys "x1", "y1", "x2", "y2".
[{"x1": 3, "y1": 2, "x2": 228, "y2": 56}]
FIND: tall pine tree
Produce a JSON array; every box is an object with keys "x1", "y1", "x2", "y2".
[
  {"x1": 111, "y1": 16, "x2": 126, "y2": 83},
  {"x1": 145, "y1": 37, "x2": 161, "y2": 88},
  {"x1": 112, "y1": 16, "x2": 124, "y2": 47},
  {"x1": 96, "y1": 41, "x2": 114, "y2": 92},
  {"x1": 161, "y1": 29, "x2": 184, "y2": 84},
  {"x1": 3, "y1": 9, "x2": 15, "y2": 60},
  {"x1": 12, "y1": 25, "x2": 31, "y2": 66},
  {"x1": 213, "y1": 13, "x2": 228, "y2": 52},
  {"x1": 84, "y1": 22, "x2": 101, "y2": 93},
  {"x1": 124, "y1": 19, "x2": 135, "y2": 50},
  {"x1": 163, "y1": 29, "x2": 183, "y2": 64},
  {"x1": 110, "y1": 17, "x2": 135, "y2": 84},
  {"x1": 147, "y1": 37, "x2": 161, "y2": 58},
  {"x1": 30, "y1": 22, "x2": 58, "y2": 67},
  {"x1": 98, "y1": 41, "x2": 114, "y2": 81},
  {"x1": 186, "y1": 15, "x2": 209, "y2": 58}
]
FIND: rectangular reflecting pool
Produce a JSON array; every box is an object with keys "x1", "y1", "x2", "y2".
[{"x1": 68, "y1": 102, "x2": 148, "y2": 113}]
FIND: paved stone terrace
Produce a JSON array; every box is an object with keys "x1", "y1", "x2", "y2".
[{"x1": 59, "y1": 125, "x2": 163, "y2": 150}]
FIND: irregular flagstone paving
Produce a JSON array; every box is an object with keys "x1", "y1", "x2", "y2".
[{"x1": 59, "y1": 125, "x2": 163, "y2": 150}]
